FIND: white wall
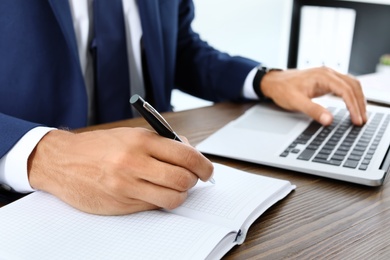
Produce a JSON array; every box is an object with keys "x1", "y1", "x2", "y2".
[
  {"x1": 191, "y1": 0, "x2": 390, "y2": 68},
  {"x1": 173, "y1": 0, "x2": 390, "y2": 111},
  {"x1": 173, "y1": 0, "x2": 292, "y2": 111},
  {"x1": 172, "y1": 0, "x2": 292, "y2": 111},
  {"x1": 191, "y1": 0, "x2": 293, "y2": 68}
]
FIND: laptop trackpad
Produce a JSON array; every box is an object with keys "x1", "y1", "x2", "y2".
[{"x1": 233, "y1": 106, "x2": 308, "y2": 134}]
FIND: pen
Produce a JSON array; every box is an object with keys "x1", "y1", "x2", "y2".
[{"x1": 130, "y1": 94, "x2": 215, "y2": 184}]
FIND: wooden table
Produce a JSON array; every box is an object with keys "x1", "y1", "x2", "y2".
[{"x1": 4, "y1": 102, "x2": 390, "y2": 259}]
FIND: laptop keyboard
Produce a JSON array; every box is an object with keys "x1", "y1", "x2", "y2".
[{"x1": 280, "y1": 107, "x2": 390, "y2": 170}]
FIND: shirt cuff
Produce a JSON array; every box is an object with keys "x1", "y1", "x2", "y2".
[
  {"x1": 0, "y1": 126, "x2": 56, "y2": 193},
  {"x1": 242, "y1": 67, "x2": 259, "y2": 100}
]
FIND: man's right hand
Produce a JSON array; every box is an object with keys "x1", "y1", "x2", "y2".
[
  {"x1": 260, "y1": 67, "x2": 367, "y2": 126},
  {"x1": 27, "y1": 127, "x2": 214, "y2": 215}
]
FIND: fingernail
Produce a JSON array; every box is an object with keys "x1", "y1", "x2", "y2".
[
  {"x1": 319, "y1": 113, "x2": 332, "y2": 125},
  {"x1": 358, "y1": 116, "x2": 364, "y2": 125},
  {"x1": 208, "y1": 171, "x2": 215, "y2": 184}
]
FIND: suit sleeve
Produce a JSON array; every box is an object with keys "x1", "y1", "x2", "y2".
[
  {"x1": 174, "y1": 0, "x2": 260, "y2": 102},
  {"x1": 0, "y1": 113, "x2": 41, "y2": 159}
]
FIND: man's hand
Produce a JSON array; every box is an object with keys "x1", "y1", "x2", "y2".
[
  {"x1": 27, "y1": 128, "x2": 214, "y2": 215},
  {"x1": 260, "y1": 67, "x2": 367, "y2": 126}
]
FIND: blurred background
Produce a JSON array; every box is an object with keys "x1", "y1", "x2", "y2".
[{"x1": 172, "y1": 0, "x2": 390, "y2": 111}]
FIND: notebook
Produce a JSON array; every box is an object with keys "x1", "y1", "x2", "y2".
[
  {"x1": 358, "y1": 73, "x2": 390, "y2": 106},
  {"x1": 197, "y1": 97, "x2": 390, "y2": 186},
  {"x1": 0, "y1": 163, "x2": 295, "y2": 260}
]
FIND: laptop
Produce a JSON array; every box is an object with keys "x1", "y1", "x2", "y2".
[{"x1": 196, "y1": 96, "x2": 390, "y2": 186}]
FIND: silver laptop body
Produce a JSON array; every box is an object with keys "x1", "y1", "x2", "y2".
[{"x1": 196, "y1": 97, "x2": 390, "y2": 186}]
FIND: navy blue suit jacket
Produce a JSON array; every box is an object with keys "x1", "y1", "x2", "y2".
[{"x1": 0, "y1": 0, "x2": 258, "y2": 159}]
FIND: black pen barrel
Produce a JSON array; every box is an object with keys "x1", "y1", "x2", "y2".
[{"x1": 130, "y1": 95, "x2": 178, "y2": 140}]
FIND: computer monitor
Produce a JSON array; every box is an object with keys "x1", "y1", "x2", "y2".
[{"x1": 288, "y1": 0, "x2": 390, "y2": 75}]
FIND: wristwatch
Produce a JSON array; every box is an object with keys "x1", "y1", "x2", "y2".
[{"x1": 252, "y1": 65, "x2": 282, "y2": 100}]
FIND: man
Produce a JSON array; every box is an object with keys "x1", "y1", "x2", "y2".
[{"x1": 0, "y1": 0, "x2": 366, "y2": 215}]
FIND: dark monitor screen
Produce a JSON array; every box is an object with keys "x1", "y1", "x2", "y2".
[{"x1": 288, "y1": 0, "x2": 390, "y2": 75}]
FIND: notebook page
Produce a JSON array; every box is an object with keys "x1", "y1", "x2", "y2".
[
  {"x1": 169, "y1": 163, "x2": 295, "y2": 232},
  {"x1": 358, "y1": 73, "x2": 390, "y2": 105},
  {"x1": 0, "y1": 192, "x2": 233, "y2": 260}
]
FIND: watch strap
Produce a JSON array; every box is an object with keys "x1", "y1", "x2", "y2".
[{"x1": 252, "y1": 66, "x2": 282, "y2": 100}]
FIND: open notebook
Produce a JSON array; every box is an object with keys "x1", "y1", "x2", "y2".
[
  {"x1": 0, "y1": 163, "x2": 294, "y2": 260},
  {"x1": 357, "y1": 73, "x2": 390, "y2": 106},
  {"x1": 197, "y1": 97, "x2": 390, "y2": 186}
]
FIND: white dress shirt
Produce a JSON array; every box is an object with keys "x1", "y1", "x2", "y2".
[{"x1": 0, "y1": 0, "x2": 258, "y2": 193}]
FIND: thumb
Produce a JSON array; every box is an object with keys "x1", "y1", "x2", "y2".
[{"x1": 299, "y1": 99, "x2": 333, "y2": 126}]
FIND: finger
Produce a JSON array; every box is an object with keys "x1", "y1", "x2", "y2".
[
  {"x1": 179, "y1": 135, "x2": 189, "y2": 144},
  {"x1": 336, "y1": 72, "x2": 367, "y2": 123},
  {"x1": 95, "y1": 197, "x2": 159, "y2": 216},
  {"x1": 138, "y1": 158, "x2": 199, "y2": 192},
  {"x1": 146, "y1": 136, "x2": 214, "y2": 182},
  {"x1": 295, "y1": 97, "x2": 333, "y2": 126},
  {"x1": 128, "y1": 178, "x2": 189, "y2": 210},
  {"x1": 96, "y1": 163, "x2": 191, "y2": 211},
  {"x1": 323, "y1": 71, "x2": 364, "y2": 125}
]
